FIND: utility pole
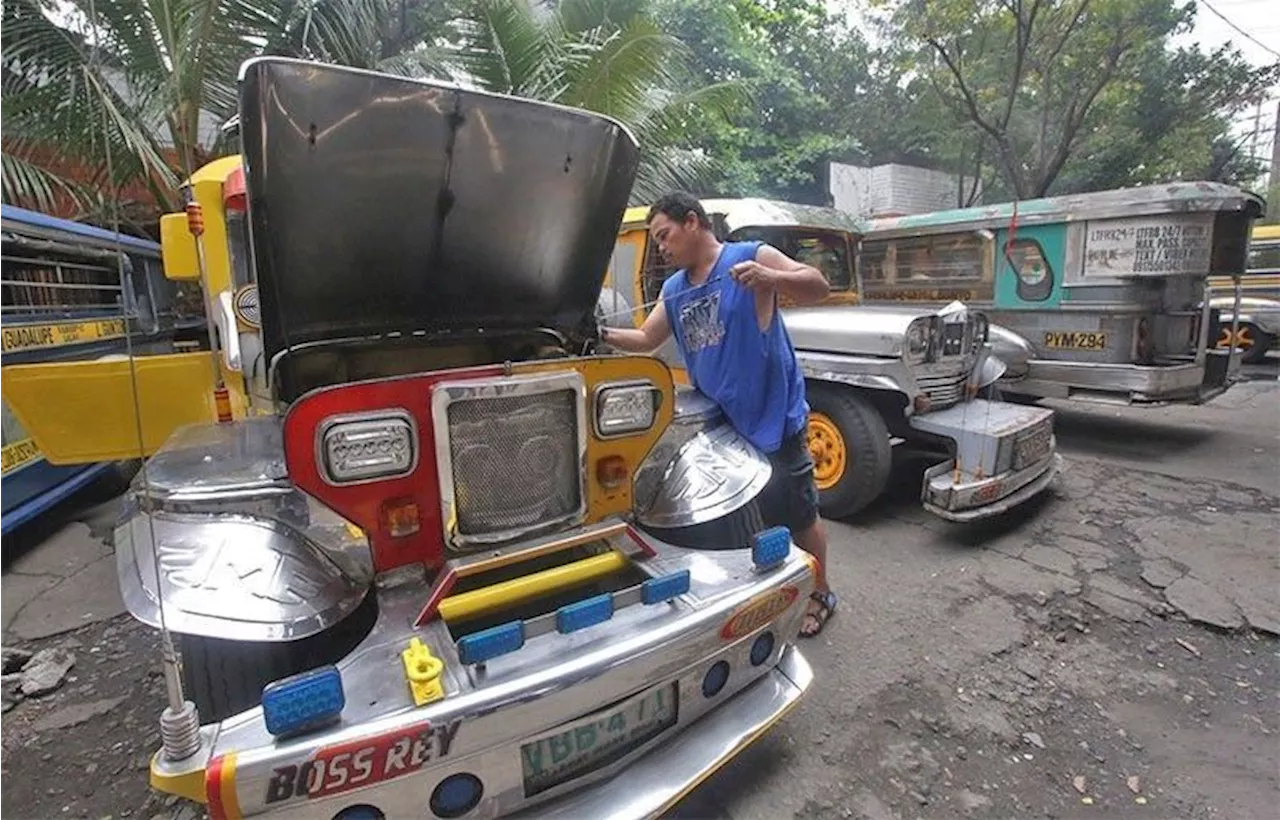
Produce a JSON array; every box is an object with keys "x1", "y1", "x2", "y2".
[
  {"x1": 1271, "y1": 101, "x2": 1280, "y2": 191},
  {"x1": 1269, "y1": 101, "x2": 1280, "y2": 223}
]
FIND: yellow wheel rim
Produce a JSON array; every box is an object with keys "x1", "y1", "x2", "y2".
[
  {"x1": 1217, "y1": 326, "x2": 1256, "y2": 350},
  {"x1": 807, "y1": 413, "x2": 847, "y2": 491}
]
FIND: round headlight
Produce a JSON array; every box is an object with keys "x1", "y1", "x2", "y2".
[
  {"x1": 906, "y1": 319, "x2": 930, "y2": 359},
  {"x1": 431, "y1": 773, "x2": 484, "y2": 818}
]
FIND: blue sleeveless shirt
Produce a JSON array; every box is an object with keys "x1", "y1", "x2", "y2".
[{"x1": 660, "y1": 241, "x2": 809, "y2": 454}]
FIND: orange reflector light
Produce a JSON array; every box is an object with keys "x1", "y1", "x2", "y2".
[
  {"x1": 381, "y1": 498, "x2": 421, "y2": 538},
  {"x1": 914, "y1": 394, "x2": 932, "y2": 414},
  {"x1": 596, "y1": 455, "x2": 628, "y2": 489}
]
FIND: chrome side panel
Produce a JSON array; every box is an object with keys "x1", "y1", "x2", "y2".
[
  {"x1": 118, "y1": 414, "x2": 373, "y2": 641},
  {"x1": 635, "y1": 389, "x2": 772, "y2": 528},
  {"x1": 794, "y1": 350, "x2": 914, "y2": 397},
  {"x1": 115, "y1": 503, "x2": 372, "y2": 642}
]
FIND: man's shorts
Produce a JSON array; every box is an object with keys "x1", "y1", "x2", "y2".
[{"x1": 759, "y1": 427, "x2": 821, "y2": 534}]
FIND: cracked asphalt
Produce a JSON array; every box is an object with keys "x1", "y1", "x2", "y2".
[{"x1": 2, "y1": 363, "x2": 1277, "y2": 819}]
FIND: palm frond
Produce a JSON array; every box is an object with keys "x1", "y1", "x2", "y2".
[{"x1": 1, "y1": 151, "x2": 97, "y2": 214}]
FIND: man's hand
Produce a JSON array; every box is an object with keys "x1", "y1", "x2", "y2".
[{"x1": 730, "y1": 260, "x2": 779, "y2": 293}]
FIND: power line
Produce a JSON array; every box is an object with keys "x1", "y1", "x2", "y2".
[{"x1": 1198, "y1": 0, "x2": 1280, "y2": 59}]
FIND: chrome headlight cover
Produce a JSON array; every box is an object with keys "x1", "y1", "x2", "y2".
[
  {"x1": 594, "y1": 380, "x2": 661, "y2": 438},
  {"x1": 318, "y1": 411, "x2": 417, "y2": 485}
]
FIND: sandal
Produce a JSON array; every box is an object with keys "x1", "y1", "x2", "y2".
[{"x1": 801, "y1": 590, "x2": 837, "y2": 638}]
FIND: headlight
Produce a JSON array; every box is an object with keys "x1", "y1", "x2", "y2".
[
  {"x1": 594, "y1": 382, "x2": 659, "y2": 437},
  {"x1": 320, "y1": 412, "x2": 416, "y2": 484},
  {"x1": 906, "y1": 318, "x2": 931, "y2": 363}
]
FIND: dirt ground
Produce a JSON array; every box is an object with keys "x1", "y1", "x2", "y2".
[{"x1": 3, "y1": 363, "x2": 1278, "y2": 820}]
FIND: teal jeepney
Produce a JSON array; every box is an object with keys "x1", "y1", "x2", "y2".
[{"x1": 858, "y1": 182, "x2": 1264, "y2": 405}]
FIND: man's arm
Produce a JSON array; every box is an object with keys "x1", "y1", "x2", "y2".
[
  {"x1": 730, "y1": 243, "x2": 831, "y2": 331},
  {"x1": 735, "y1": 244, "x2": 831, "y2": 305},
  {"x1": 601, "y1": 300, "x2": 672, "y2": 353}
]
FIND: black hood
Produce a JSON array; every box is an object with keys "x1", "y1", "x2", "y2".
[{"x1": 237, "y1": 58, "x2": 641, "y2": 360}]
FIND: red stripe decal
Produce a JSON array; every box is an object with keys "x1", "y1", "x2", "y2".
[{"x1": 206, "y1": 755, "x2": 227, "y2": 820}]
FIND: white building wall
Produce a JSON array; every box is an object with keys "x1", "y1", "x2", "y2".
[{"x1": 828, "y1": 162, "x2": 981, "y2": 218}]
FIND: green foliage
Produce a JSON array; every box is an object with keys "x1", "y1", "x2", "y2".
[
  {"x1": 444, "y1": 0, "x2": 750, "y2": 202},
  {"x1": 872, "y1": 0, "x2": 1280, "y2": 200},
  {"x1": 647, "y1": 0, "x2": 871, "y2": 203},
  {"x1": 1, "y1": 0, "x2": 394, "y2": 220}
]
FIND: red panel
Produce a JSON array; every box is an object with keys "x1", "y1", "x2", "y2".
[
  {"x1": 282, "y1": 366, "x2": 502, "y2": 573},
  {"x1": 223, "y1": 165, "x2": 246, "y2": 212}
]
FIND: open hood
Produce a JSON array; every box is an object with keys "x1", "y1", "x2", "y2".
[{"x1": 238, "y1": 58, "x2": 640, "y2": 360}]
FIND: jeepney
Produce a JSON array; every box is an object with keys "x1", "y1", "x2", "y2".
[
  {"x1": 857, "y1": 183, "x2": 1265, "y2": 404},
  {"x1": 4, "y1": 59, "x2": 819, "y2": 819},
  {"x1": 1209, "y1": 222, "x2": 1280, "y2": 363},
  {"x1": 603, "y1": 198, "x2": 1062, "y2": 521}
]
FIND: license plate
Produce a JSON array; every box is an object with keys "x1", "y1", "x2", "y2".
[
  {"x1": 1014, "y1": 425, "x2": 1052, "y2": 469},
  {"x1": 520, "y1": 682, "x2": 678, "y2": 797},
  {"x1": 1043, "y1": 331, "x2": 1107, "y2": 350}
]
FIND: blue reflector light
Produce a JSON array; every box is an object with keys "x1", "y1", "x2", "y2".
[
  {"x1": 556, "y1": 593, "x2": 615, "y2": 634},
  {"x1": 751, "y1": 526, "x2": 791, "y2": 568},
  {"x1": 702, "y1": 660, "x2": 730, "y2": 698},
  {"x1": 457, "y1": 621, "x2": 524, "y2": 665},
  {"x1": 750, "y1": 631, "x2": 775, "y2": 666},
  {"x1": 431, "y1": 773, "x2": 484, "y2": 818},
  {"x1": 333, "y1": 805, "x2": 384, "y2": 820},
  {"x1": 642, "y1": 570, "x2": 691, "y2": 604},
  {"x1": 261, "y1": 665, "x2": 345, "y2": 738}
]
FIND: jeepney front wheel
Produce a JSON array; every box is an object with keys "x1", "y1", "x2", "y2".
[
  {"x1": 176, "y1": 589, "x2": 378, "y2": 723},
  {"x1": 1216, "y1": 322, "x2": 1273, "y2": 365},
  {"x1": 805, "y1": 384, "x2": 892, "y2": 519}
]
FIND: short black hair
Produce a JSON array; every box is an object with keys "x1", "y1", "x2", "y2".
[{"x1": 647, "y1": 191, "x2": 712, "y2": 230}]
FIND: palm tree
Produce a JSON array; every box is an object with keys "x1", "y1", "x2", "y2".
[
  {"x1": 2, "y1": 0, "x2": 743, "y2": 223},
  {"x1": 1, "y1": 0, "x2": 392, "y2": 225},
  {"x1": 443, "y1": 0, "x2": 746, "y2": 202}
]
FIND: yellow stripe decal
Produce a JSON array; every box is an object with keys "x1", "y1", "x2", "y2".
[
  {"x1": 1, "y1": 318, "x2": 126, "y2": 353},
  {"x1": 438, "y1": 551, "x2": 628, "y2": 623}
]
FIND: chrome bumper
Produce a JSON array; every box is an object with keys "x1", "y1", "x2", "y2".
[
  {"x1": 512, "y1": 646, "x2": 812, "y2": 819},
  {"x1": 1012, "y1": 353, "x2": 1239, "y2": 405},
  {"x1": 150, "y1": 534, "x2": 816, "y2": 819},
  {"x1": 922, "y1": 452, "x2": 1063, "y2": 522},
  {"x1": 907, "y1": 398, "x2": 1060, "y2": 521}
]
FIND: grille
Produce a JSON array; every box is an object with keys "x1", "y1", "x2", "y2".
[
  {"x1": 446, "y1": 389, "x2": 582, "y2": 541},
  {"x1": 917, "y1": 372, "x2": 967, "y2": 409}
]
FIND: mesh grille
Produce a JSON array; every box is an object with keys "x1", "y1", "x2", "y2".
[
  {"x1": 447, "y1": 389, "x2": 581, "y2": 539},
  {"x1": 917, "y1": 372, "x2": 967, "y2": 409}
]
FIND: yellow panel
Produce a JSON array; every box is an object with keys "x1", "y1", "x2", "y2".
[
  {"x1": 516, "y1": 356, "x2": 675, "y2": 523},
  {"x1": 439, "y1": 551, "x2": 628, "y2": 622},
  {"x1": 159, "y1": 213, "x2": 199, "y2": 281},
  {"x1": 0, "y1": 354, "x2": 245, "y2": 464}
]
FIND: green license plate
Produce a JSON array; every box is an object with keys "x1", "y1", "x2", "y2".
[{"x1": 520, "y1": 682, "x2": 678, "y2": 797}]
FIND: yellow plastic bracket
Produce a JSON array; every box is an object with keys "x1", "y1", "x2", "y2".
[{"x1": 402, "y1": 637, "x2": 445, "y2": 706}]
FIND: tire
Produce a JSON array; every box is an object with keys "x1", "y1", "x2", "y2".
[
  {"x1": 177, "y1": 589, "x2": 378, "y2": 723},
  {"x1": 805, "y1": 383, "x2": 892, "y2": 519}
]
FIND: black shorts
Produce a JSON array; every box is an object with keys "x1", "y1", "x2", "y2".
[{"x1": 758, "y1": 428, "x2": 820, "y2": 534}]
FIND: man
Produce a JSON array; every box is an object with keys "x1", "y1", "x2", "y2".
[{"x1": 601, "y1": 192, "x2": 837, "y2": 637}]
